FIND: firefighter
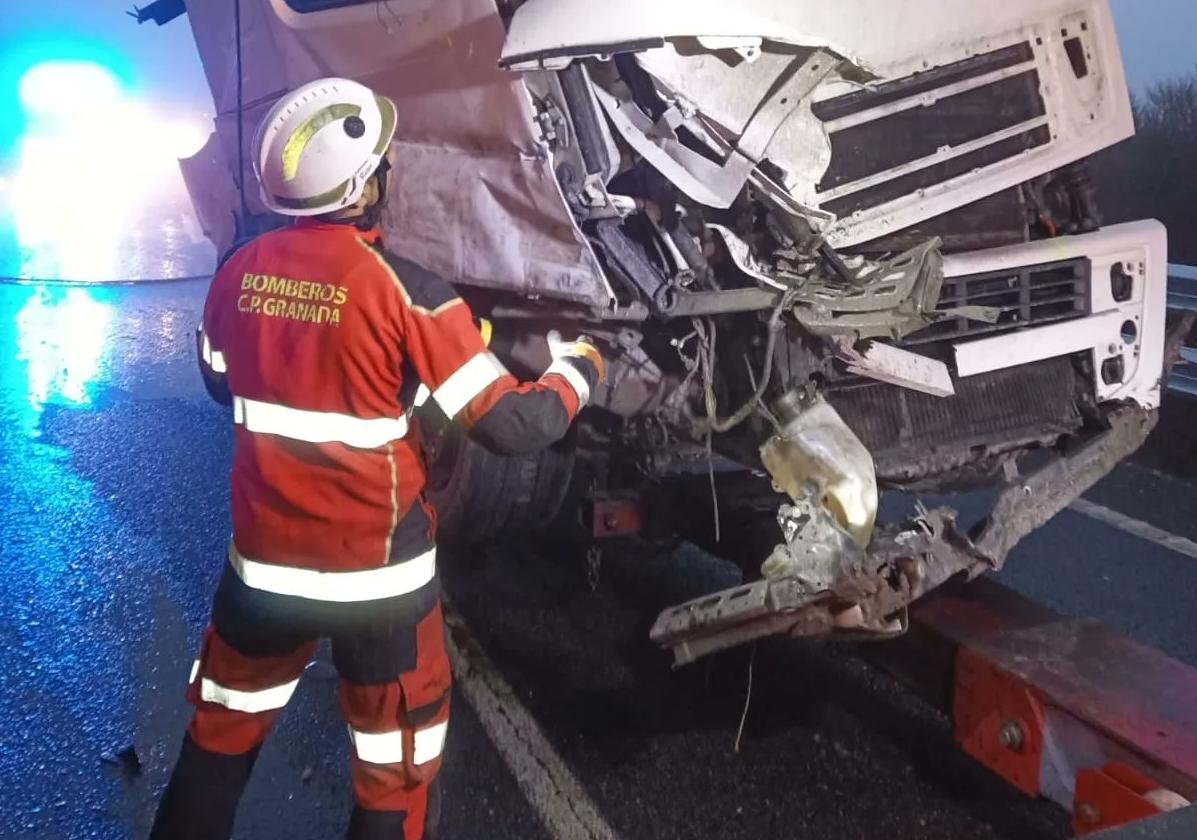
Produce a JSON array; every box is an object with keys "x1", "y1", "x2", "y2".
[{"x1": 151, "y1": 78, "x2": 603, "y2": 840}]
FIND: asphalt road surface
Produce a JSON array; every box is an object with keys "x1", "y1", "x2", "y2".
[{"x1": 1, "y1": 278, "x2": 1195, "y2": 839}]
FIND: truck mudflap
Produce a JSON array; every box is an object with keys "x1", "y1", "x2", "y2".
[{"x1": 650, "y1": 401, "x2": 1163, "y2": 667}]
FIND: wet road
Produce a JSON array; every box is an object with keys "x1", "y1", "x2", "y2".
[{"x1": 1, "y1": 278, "x2": 1195, "y2": 839}]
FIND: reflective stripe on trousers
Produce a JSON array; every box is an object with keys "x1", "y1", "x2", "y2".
[
  {"x1": 227, "y1": 542, "x2": 436, "y2": 603},
  {"x1": 190, "y1": 659, "x2": 299, "y2": 713},
  {"x1": 348, "y1": 720, "x2": 448, "y2": 766}
]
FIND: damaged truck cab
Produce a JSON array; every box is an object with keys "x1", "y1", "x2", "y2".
[{"x1": 176, "y1": 0, "x2": 1171, "y2": 662}]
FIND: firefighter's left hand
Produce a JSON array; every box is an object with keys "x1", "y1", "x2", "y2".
[{"x1": 547, "y1": 330, "x2": 606, "y2": 385}]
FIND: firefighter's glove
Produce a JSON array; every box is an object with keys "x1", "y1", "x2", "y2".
[{"x1": 547, "y1": 330, "x2": 606, "y2": 386}]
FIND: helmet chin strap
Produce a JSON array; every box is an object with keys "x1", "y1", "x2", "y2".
[{"x1": 355, "y1": 157, "x2": 391, "y2": 231}]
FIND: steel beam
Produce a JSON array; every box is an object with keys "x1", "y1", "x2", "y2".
[{"x1": 870, "y1": 576, "x2": 1197, "y2": 836}]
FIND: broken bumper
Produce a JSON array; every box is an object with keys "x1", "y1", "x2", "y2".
[
  {"x1": 650, "y1": 404, "x2": 1162, "y2": 666},
  {"x1": 943, "y1": 219, "x2": 1170, "y2": 412}
]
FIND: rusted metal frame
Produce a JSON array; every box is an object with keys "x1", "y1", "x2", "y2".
[
  {"x1": 650, "y1": 401, "x2": 1156, "y2": 665},
  {"x1": 650, "y1": 312, "x2": 1191, "y2": 665},
  {"x1": 871, "y1": 577, "x2": 1197, "y2": 837}
]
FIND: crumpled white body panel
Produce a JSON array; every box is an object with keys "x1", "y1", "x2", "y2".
[
  {"x1": 182, "y1": 0, "x2": 1134, "y2": 309},
  {"x1": 503, "y1": 0, "x2": 1115, "y2": 79},
  {"x1": 505, "y1": 0, "x2": 1133, "y2": 247}
]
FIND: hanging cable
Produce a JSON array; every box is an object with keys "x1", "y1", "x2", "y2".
[
  {"x1": 694, "y1": 289, "x2": 796, "y2": 435},
  {"x1": 733, "y1": 642, "x2": 757, "y2": 753},
  {"x1": 234, "y1": 0, "x2": 250, "y2": 223}
]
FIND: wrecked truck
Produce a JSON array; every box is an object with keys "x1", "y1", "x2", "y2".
[{"x1": 169, "y1": 0, "x2": 1173, "y2": 663}]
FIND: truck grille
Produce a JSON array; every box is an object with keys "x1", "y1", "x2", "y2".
[
  {"x1": 813, "y1": 43, "x2": 1049, "y2": 218},
  {"x1": 828, "y1": 355, "x2": 1083, "y2": 484},
  {"x1": 905, "y1": 257, "x2": 1092, "y2": 346}
]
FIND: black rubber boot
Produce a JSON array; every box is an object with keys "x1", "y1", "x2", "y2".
[{"x1": 149, "y1": 734, "x2": 260, "y2": 840}]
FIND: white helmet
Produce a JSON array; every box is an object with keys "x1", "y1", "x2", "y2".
[{"x1": 254, "y1": 77, "x2": 397, "y2": 216}]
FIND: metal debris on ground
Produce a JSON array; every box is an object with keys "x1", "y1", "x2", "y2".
[{"x1": 101, "y1": 745, "x2": 142, "y2": 780}]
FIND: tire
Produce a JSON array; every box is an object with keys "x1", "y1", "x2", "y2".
[{"x1": 421, "y1": 410, "x2": 576, "y2": 548}]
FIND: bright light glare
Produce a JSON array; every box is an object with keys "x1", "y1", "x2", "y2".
[
  {"x1": 17, "y1": 61, "x2": 122, "y2": 119},
  {"x1": 17, "y1": 287, "x2": 111, "y2": 414},
  {"x1": 6, "y1": 60, "x2": 213, "y2": 281},
  {"x1": 162, "y1": 117, "x2": 211, "y2": 160}
]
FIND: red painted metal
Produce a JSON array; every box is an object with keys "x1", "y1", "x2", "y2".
[
  {"x1": 954, "y1": 646, "x2": 1047, "y2": 796},
  {"x1": 1073, "y1": 763, "x2": 1166, "y2": 836},
  {"x1": 959, "y1": 619, "x2": 1197, "y2": 802},
  {"x1": 871, "y1": 577, "x2": 1197, "y2": 836},
  {"x1": 591, "y1": 497, "x2": 643, "y2": 539}
]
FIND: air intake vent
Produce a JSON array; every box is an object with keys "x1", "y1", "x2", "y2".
[
  {"x1": 905, "y1": 257, "x2": 1091, "y2": 346},
  {"x1": 813, "y1": 43, "x2": 1050, "y2": 218}
]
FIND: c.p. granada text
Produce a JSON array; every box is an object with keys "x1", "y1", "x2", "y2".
[{"x1": 237, "y1": 273, "x2": 347, "y2": 326}]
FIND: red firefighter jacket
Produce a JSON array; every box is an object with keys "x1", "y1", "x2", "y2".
[{"x1": 197, "y1": 219, "x2": 594, "y2": 603}]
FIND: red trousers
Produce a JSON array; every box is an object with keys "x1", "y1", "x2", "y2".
[{"x1": 151, "y1": 560, "x2": 451, "y2": 840}]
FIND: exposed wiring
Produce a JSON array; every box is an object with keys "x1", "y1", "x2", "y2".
[
  {"x1": 673, "y1": 324, "x2": 722, "y2": 542},
  {"x1": 734, "y1": 642, "x2": 757, "y2": 753},
  {"x1": 233, "y1": 0, "x2": 249, "y2": 222},
  {"x1": 706, "y1": 430, "x2": 720, "y2": 543},
  {"x1": 695, "y1": 289, "x2": 797, "y2": 435},
  {"x1": 744, "y1": 355, "x2": 783, "y2": 434},
  {"x1": 670, "y1": 327, "x2": 703, "y2": 403}
]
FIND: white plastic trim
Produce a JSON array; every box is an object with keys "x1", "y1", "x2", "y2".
[{"x1": 947, "y1": 220, "x2": 1168, "y2": 410}]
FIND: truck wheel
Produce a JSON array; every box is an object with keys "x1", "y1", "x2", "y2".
[{"x1": 421, "y1": 413, "x2": 576, "y2": 548}]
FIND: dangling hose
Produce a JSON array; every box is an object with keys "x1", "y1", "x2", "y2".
[
  {"x1": 234, "y1": 0, "x2": 250, "y2": 223},
  {"x1": 695, "y1": 289, "x2": 797, "y2": 435}
]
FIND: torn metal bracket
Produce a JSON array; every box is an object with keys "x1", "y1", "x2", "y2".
[
  {"x1": 591, "y1": 51, "x2": 835, "y2": 209},
  {"x1": 708, "y1": 227, "x2": 952, "y2": 338},
  {"x1": 833, "y1": 337, "x2": 955, "y2": 398},
  {"x1": 650, "y1": 577, "x2": 838, "y2": 666},
  {"x1": 789, "y1": 239, "x2": 948, "y2": 339},
  {"x1": 974, "y1": 406, "x2": 1157, "y2": 566}
]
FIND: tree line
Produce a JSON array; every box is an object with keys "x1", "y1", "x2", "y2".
[{"x1": 1093, "y1": 69, "x2": 1197, "y2": 264}]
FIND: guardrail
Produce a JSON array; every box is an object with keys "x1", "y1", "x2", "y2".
[{"x1": 1168, "y1": 264, "x2": 1197, "y2": 396}]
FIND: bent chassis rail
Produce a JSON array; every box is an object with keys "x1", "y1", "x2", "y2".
[
  {"x1": 651, "y1": 406, "x2": 1159, "y2": 667},
  {"x1": 655, "y1": 404, "x2": 1158, "y2": 670},
  {"x1": 653, "y1": 309, "x2": 1195, "y2": 666},
  {"x1": 655, "y1": 306, "x2": 1197, "y2": 670}
]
